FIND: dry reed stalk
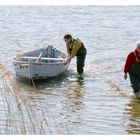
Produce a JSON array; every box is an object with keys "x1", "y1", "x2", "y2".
[
  {"x1": 0, "y1": 70, "x2": 11, "y2": 79},
  {"x1": 16, "y1": 48, "x2": 24, "y2": 59},
  {"x1": 0, "y1": 63, "x2": 67, "y2": 134},
  {"x1": 0, "y1": 65, "x2": 24, "y2": 134},
  {"x1": 29, "y1": 77, "x2": 66, "y2": 134},
  {"x1": 8, "y1": 75, "x2": 37, "y2": 133},
  {"x1": 2, "y1": 78, "x2": 20, "y2": 134},
  {"x1": 15, "y1": 93, "x2": 25, "y2": 109},
  {"x1": 0, "y1": 64, "x2": 7, "y2": 71}
]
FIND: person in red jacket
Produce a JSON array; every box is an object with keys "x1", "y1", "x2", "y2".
[{"x1": 124, "y1": 41, "x2": 140, "y2": 97}]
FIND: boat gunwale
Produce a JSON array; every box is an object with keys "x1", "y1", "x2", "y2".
[{"x1": 12, "y1": 59, "x2": 68, "y2": 65}]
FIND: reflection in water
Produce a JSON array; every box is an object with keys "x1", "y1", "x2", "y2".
[
  {"x1": 65, "y1": 74, "x2": 84, "y2": 110},
  {"x1": 23, "y1": 72, "x2": 85, "y2": 133},
  {"x1": 60, "y1": 74, "x2": 85, "y2": 127},
  {"x1": 14, "y1": 71, "x2": 70, "y2": 93},
  {"x1": 13, "y1": 72, "x2": 76, "y2": 134},
  {"x1": 123, "y1": 97, "x2": 140, "y2": 134}
]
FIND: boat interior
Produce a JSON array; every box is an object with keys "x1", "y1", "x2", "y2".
[{"x1": 14, "y1": 46, "x2": 67, "y2": 63}]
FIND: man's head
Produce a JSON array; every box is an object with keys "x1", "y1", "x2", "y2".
[
  {"x1": 136, "y1": 40, "x2": 140, "y2": 52},
  {"x1": 64, "y1": 34, "x2": 72, "y2": 44}
]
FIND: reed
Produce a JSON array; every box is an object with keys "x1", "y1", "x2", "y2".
[{"x1": 0, "y1": 63, "x2": 68, "y2": 134}]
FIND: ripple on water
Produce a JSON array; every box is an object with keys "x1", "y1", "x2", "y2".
[{"x1": 1, "y1": 6, "x2": 140, "y2": 134}]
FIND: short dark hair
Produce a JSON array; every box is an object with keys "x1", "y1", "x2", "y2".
[{"x1": 63, "y1": 34, "x2": 72, "y2": 40}]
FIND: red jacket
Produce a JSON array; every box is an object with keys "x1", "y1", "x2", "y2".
[{"x1": 124, "y1": 49, "x2": 140, "y2": 73}]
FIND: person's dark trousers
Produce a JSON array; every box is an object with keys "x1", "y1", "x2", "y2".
[
  {"x1": 129, "y1": 73, "x2": 140, "y2": 93},
  {"x1": 129, "y1": 64, "x2": 140, "y2": 93},
  {"x1": 77, "y1": 54, "x2": 86, "y2": 74},
  {"x1": 76, "y1": 44, "x2": 87, "y2": 74}
]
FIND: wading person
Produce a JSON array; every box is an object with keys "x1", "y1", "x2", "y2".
[
  {"x1": 64, "y1": 34, "x2": 87, "y2": 74},
  {"x1": 124, "y1": 41, "x2": 140, "y2": 97}
]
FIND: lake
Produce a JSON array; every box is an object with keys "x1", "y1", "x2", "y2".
[{"x1": 0, "y1": 6, "x2": 140, "y2": 134}]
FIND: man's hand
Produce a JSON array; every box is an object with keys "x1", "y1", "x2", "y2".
[
  {"x1": 64, "y1": 57, "x2": 71, "y2": 65},
  {"x1": 124, "y1": 73, "x2": 127, "y2": 80}
]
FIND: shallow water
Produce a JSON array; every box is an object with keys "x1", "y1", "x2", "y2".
[{"x1": 0, "y1": 6, "x2": 140, "y2": 134}]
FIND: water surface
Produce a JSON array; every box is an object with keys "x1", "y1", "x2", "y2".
[{"x1": 0, "y1": 6, "x2": 140, "y2": 134}]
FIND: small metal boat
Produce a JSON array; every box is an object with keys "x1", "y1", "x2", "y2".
[{"x1": 12, "y1": 45, "x2": 70, "y2": 79}]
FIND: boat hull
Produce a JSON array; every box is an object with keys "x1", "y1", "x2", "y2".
[
  {"x1": 12, "y1": 46, "x2": 69, "y2": 79},
  {"x1": 13, "y1": 61, "x2": 69, "y2": 79}
]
